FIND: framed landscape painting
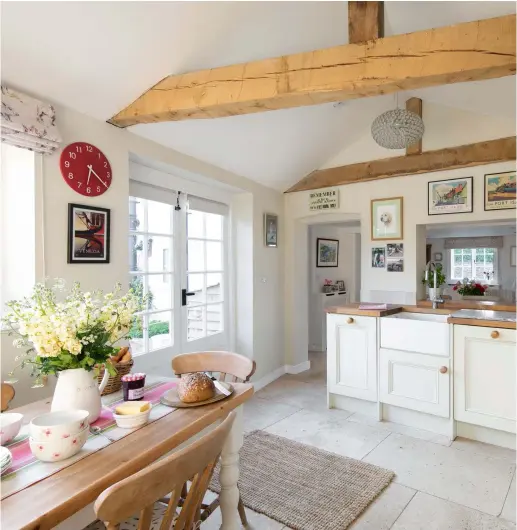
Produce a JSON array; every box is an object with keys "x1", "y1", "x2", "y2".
[
  {"x1": 484, "y1": 171, "x2": 516, "y2": 211},
  {"x1": 317, "y1": 238, "x2": 339, "y2": 267},
  {"x1": 371, "y1": 197, "x2": 403, "y2": 241},
  {"x1": 428, "y1": 177, "x2": 473, "y2": 215},
  {"x1": 68, "y1": 204, "x2": 110, "y2": 264}
]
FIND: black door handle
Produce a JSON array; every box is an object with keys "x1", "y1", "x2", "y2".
[{"x1": 182, "y1": 289, "x2": 195, "y2": 306}]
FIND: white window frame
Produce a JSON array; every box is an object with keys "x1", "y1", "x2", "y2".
[{"x1": 449, "y1": 247, "x2": 498, "y2": 284}]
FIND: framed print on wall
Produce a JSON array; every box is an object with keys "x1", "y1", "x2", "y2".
[
  {"x1": 371, "y1": 197, "x2": 403, "y2": 241},
  {"x1": 317, "y1": 238, "x2": 339, "y2": 267},
  {"x1": 264, "y1": 213, "x2": 278, "y2": 247},
  {"x1": 484, "y1": 171, "x2": 516, "y2": 211},
  {"x1": 428, "y1": 177, "x2": 473, "y2": 215},
  {"x1": 68, "y1": 204, "x2": 110, "y2": 263},
  {"x1": 371, "y1": 247, "x2": 385, "y2": 268}
]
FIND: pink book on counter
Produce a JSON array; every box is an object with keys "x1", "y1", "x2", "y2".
[{"x1": 358, "y1": 304, "x2": 388, "y2": 310}]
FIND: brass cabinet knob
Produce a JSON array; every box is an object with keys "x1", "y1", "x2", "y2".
[
  {"x1": 439, "y1": 366, "x2": 448, "y2": 374},
  {"x1": 347, "y1": 317, "x2": 354, "y2": 324},
  {"x1": 491, "y1": 330, "x2": 500, "y2": 339}
]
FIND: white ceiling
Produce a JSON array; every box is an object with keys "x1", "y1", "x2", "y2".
[{"x1": 2, "y1": 1, "x2": 516, "y2": 191}]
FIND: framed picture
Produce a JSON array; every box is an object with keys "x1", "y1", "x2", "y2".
[
  {"x1": 428, "y1": 177, "x2": 473, "y2": 215},
  {"x1": 484, "y1": 171, "x2": 516, "y2": 211},
  {"x1": 264, "y1": 213, "x2": 278, "y2": 247},
  {"x1": 387, "y1": 243, "x2": 404, "y2": 258},
  {"x1": 371, "y1": 247, "x2": 385, "y2": 268},
  {"x1": 68, "y1": 204, "x2": 110, "y2": 264},
  {"x1": 387, "y1": 258, "x2": 404, "y2": 272},
  {"x1": 511, "y1": 246, "x2": 516, "y2": 267},
  {"x1": 371, "y1": 197, "x2": 403, "y2": 241},
  {"x1": 317, "y1": 238, "x2": 339, "y2": 267},
  {"x1": 433, "y1": 252, "x2": 443, "y2": 262},
  {"x1": 336, "y1": 280, "x2": 345, "y2": 291}
]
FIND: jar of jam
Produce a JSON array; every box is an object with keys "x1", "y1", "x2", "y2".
[{"x1": 121, "y1": 373, "x2": 146, "y2": 401}]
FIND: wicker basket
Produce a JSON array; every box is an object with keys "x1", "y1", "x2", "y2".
[{"x1": 98, "y1": 360, "x2": 134, "y2": 396}]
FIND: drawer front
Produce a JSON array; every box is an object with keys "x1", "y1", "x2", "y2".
[{"x1": 380, "y1": 348, "x2": 450, "y2": 418}]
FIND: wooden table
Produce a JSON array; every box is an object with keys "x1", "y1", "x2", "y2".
[{"x1": 1, "y1": 383, "x2": 254, "y2": 530}]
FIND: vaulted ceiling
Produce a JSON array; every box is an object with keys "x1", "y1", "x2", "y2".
[{"x1": 2, "y1": 1, "x2": 515, "y2": 191}]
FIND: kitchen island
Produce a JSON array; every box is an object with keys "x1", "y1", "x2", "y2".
[{"x1": 326, "y1": 304, "x2": 516, "y2": 449}]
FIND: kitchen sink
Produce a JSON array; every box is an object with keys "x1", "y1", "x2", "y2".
[{"x1": 386, "y1": 312, "x2": 449, "y2": 323}]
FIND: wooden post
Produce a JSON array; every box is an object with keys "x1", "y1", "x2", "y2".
[
  {"x1": 348, "y1": 1, "x2": 384, "y2": 43},
  {"x1": 406, "y1": 97, "x2": 423, "y2": 156}
]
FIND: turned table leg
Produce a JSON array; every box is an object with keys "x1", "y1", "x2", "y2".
[{"x1": 219, "y1": 405, "x2": 244, "y2": 530}]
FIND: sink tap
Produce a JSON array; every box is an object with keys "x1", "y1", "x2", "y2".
[{"x1": 425, "y1": 260, "x2": 444, "y2": 309}]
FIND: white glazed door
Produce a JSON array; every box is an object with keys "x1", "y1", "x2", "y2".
[
  {"x1": 327, "y1": 314, "x2": 377, "y2": 402},
  {"x1": 454, "y1": 325, "x2": 516, "y2": 433},
  {"x1": 379, "y1": 348, "x2": 450, "y2": 418}
]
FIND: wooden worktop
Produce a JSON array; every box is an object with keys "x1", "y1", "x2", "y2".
[
  {"x1": 326, "y1": 303, "x2": 403, "y2": 317},
  {"x1": 417, "y1": 299, "x2": 516, "y2": 312}
]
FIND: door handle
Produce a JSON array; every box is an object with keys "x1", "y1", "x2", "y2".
[{"x1": 182, "y1": 289, "x2": 195, "y2": 306}]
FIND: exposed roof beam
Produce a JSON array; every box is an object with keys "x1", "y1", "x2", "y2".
[
  {"x1": 109, "y1": 15, "x2": 516, "y2": 127},
  {"x1": 348, "y1": 1, "x2": 384, "y2": 44},
  {"x1": 406, "y1": 97, "x2": 423, "y2": 156},
  {"x1": 285, "y1": 137, "x2": 516, "y2": 193}
]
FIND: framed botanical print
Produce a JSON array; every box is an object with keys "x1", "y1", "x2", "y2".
[
  {"x1": 316, "y1": 238, "x2": 339, "y2": 267},
  {"x1": 428, "y1": 177, "x2": 473, "y2": 215},
  {"x1": 68, "y1": 204, "x2": 110, "y2": 263},
  {"x1": 371, "y1": 197, "x2": 403, "y2": 241},
  {"x1": 264, "y1": 213, "x2": 278, "y2": 247},
  {"x1": 484, "y1": 171, "x2": 516, "y2": 211}
]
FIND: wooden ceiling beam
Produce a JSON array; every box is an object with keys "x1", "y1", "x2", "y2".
[
  {"x1": 406, "y1": 97, "x2": 423, "y2": 156},
  {"x1": 109, "y1": 15, "x2": 515, "y2": 127},
  {"x1": 348, "y1": 1, "x2": 384, "y2": 44},
  {"x1": 285, "y1": 137, "x2": 516, "y2": 193}
]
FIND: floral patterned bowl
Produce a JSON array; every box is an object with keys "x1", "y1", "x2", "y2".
[
  {"x1": 29, "y1": 425, "x2": 89, "y2": 462},
  {"x1": 0, "y1": 413, "x2": 23, "y2": 445},
  {"x1": 30, "y1": 410, "x2": 89, "y2": 442}
]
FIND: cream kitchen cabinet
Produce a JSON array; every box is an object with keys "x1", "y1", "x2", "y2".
[
  {"x1": 454, "y1": 325, "x2": 516, "y2": 434},
  {"x1": 327, "y1": 313, "x2": 377, "y2": 402}
]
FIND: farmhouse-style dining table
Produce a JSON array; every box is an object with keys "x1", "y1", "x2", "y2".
[{"x1": 1, "y1": 378, "x2": 254, "y2": 530}]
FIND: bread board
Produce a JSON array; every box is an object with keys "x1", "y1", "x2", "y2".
[{"x1": 160, "y1": 382, "x2": 234, "y2": 408}]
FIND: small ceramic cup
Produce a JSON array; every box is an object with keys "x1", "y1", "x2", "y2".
[
  {"x1": 0, "y1": 413, "x2": 23, "y2": 445},
  {"x1": 29, "y1": 425, "x2": 89, "y2": 462},
  {"x1": 30, "y1": 410, "x2": 90, "y2": 441}
]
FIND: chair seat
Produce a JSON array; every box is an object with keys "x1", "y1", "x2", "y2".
[{"x1": 84, "y1": 502, "x2": 174, "y2": 530}]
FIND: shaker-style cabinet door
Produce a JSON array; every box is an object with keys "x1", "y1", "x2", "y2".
[
  {"x1": 327, "y1": 314, "x2": 377, "y2": 402},
  {"x1": 454, "y1": 325, "x2": 516, "y2": 433}
]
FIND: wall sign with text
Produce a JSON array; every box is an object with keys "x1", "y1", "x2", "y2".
[{"x1": 309, "y1": 188, "x2": 339, "y2": 211}]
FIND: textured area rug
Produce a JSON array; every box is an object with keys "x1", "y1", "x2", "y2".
[{"x1": 210, "y1": 430, "x2": 394, "y2": 530}]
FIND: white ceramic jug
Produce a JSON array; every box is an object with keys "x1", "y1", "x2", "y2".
[{"x1": 51, "y1": 368, "x2": 110, "y2": 423}]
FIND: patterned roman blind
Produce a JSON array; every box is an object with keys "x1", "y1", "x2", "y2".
[
  {"x1": 444, "y1": 236, "x2": 504, "y2": 249},
  {"x1": 1, "y1": 86, "x2": 61, "y2": 154}
]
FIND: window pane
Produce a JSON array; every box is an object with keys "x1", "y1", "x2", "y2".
[
  {"x1": 129, "y1": 234, "x2": 145, "y2": 272},
  {"x1": 206, "y1": 213, "x2": 222, "y2": 240},
  {"x1": 187, "y1": 210, "x2": 204, "y2": 238},
  {"x1": 453, "y1": 266, "x2": 462, "y2": 278},
  {"x1": 187, "y1": 306, "x2": 206, "y2": 341},
  {"x1": 207, "y1": 304, "x2": 223, "y2": 335},
  {"x1": 148, "y1": 274, "x2": 173, "y2": 311},
  {"x1": 206, "y1": 241, "x2": 222, "y2": 271},
  {"x1": 129, "y1": 197, "x2": 144, "y2": 232},
  {"x1": 128, "y1": 314, "x2": 145, "y2": 355},
  {"x1": 147, "y1": 236, "x2": 173, "y2": 272},
  {"x1": 149, "y1": 311, "x2": 173, "y2": 351},
  {"x1": 188, "y1": 240, "x2": 204, "y2": 272},
  {"x1": 206, "y1": 273, "x2": 223, "y2": 303},
  {"x1": 148, "y1": 200, "x2": 173, "y2": 234},
  {"x1": 187, "y1": 274, "x2": 204, "y2": 305}
]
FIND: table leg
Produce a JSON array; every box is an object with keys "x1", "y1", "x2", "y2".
[{"x1": 219, "y1": 405, "x2": 244, "y2": 530}]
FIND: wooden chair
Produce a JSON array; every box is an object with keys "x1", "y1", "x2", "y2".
[
  {"x1": 86, "y1": 411, "x2": 236, "y2": 530},
  {"x1": 171, "y1": 351, "x2": 256, "y2": 526},
  {"x1": 1, "y1": 383, "x2": 15, "y2": 412}
]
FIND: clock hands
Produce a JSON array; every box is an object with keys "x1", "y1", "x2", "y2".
[
  {"x1": 86, "y1": 165, "x2": 108, "y2": 188},
  {"x1": 86, "y1": 166, "x2": 92, "y2": 186}
]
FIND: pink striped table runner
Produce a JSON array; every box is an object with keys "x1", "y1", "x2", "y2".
[{"x1": 1, "y1": 379, "x2": 177, "y2": 499}]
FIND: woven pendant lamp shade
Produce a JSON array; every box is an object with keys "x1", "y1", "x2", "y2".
[{"x1": 371, "y1": 108, "x2": 425, "y2": 149}]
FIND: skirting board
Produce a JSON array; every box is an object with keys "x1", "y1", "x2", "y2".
[{"x1": 252, "y1": 361, "x2": 311, "y2": 391}]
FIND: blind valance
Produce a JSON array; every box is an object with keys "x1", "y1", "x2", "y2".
[
  {"x1": 444, "y1": 236, "x2": 504, "y2": 249},
  {"x1": 1, "y1": 86, "x2": 61, "y2": 154}
]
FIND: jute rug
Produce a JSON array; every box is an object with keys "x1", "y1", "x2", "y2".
[{"x1": 210, "y1": 430, "x2": 394, "y2": 530}]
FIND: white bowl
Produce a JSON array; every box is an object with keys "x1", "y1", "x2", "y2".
[
  {"x1": 30, "y1": 410, "x2": 89, "y2": 441},
  {"x1": 113, "y1": 404, "x2": 152, "y2": 429},
  {"x1": 29, "y1": 425, "x2": 89, "y2": 462},
  {"x1": 0, "y1": 413, "x2": 23, "y2": 445}
]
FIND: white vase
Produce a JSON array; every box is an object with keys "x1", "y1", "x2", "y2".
[
  {"x1": 428, "y1": 287, "x2": 443, "y2": 300},
  {"x1": 51, "y1": 368, "x2": 110, "y2": 423}
]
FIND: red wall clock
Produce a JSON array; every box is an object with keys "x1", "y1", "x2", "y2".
[{"x1": 60, "y1": 142, "x2": 112, "y2": 197}]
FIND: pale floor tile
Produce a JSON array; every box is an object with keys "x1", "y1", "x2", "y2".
[
  {"x1": 242, "y1": 397, "x2": 301, "y2": 433},
  {"x1": 391, "y1": 491, "x2": 516, "y2": 530},
  {"x1": 451, "y1": 437, "x2": 516, "y2": 463},
  {"x1": 284, "y1": 351, "x2": 326, "y2": 386},
  {"x1": 255, "y1": 377, "x2": 328, "y2": 412},
  {"x1": 349, "y1": 483, "x2": 416, "y2": 530},
  {"x1": 364, "y1": 433, "x2": 516, "y2": 516},
  {"x1": 501, "y1": 473, "x2": 516, "y2": 523},
  {"x1": 347, "y1": 412, "x2": 452, "y2": 447},
  {"x1": 265, "y1": 408, "x2": 391, "y2": 460}
]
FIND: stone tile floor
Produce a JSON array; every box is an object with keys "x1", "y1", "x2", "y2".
[{"x1": 202, "y1": 351, "x2": 516, "y2": 529}]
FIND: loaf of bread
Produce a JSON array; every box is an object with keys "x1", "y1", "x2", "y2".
[{"x1": 177, "y1": 373, "x2": 215, "y2": 403}]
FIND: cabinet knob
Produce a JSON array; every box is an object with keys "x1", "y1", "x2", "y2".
[
  {"x1": 491, "y1": 330, "x2": 500, "y2": 339},
  {"x1": 347, "y1": 317, "x2": 354, "y2": 324},
  {"x1": 439, "y1": 366, "x2": 448, "y2": 374}
]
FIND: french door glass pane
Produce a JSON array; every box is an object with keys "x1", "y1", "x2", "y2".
[
  {"x1": 187, "y1": 210, "x2": 204, "y2": 238},
  {"x1": 207, "y1": 304, "x2": 223, "y2": 335},
  {"x1": 129, "y1": 197, "x2": 144, "y2": 232},
  {"x1": 206, "y1": 241, "x2": 222, "y2": 270},
  {"x1": 147, "y1": 236, "x2": 173, "y2": 272},
  {"x1": 129, "y1": 314, "x2": 146, "y2": 355},
  {"x1": 187, "y1": 306, "x2": 206, "y2": 341},
  {"x1": 149, "y1": 311, "x2": 173, "y2": 351},
  {"x1": 148, "y1": 200, "x2": 173, "y2": 234},
  {"x1": 187, "y1": 240, "x2": 204, "y2": 272},
  {"x1": 206, "y1": 273, "x2": 223, "y2": 303},
  {"x1": 187, "y1": 274, "x2": 204, "y2": 305},
  {"x1": 148, "y1": 274, "x2": 173, "y2": 311},
  {"x1": 129, "y1": 235, "x2": 145, "y2": 272},
  {"x1": 205, "y1": 213, "x2": 222, "y2": 240}
]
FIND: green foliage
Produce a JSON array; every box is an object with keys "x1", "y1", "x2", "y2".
[
  {"x1": 128, "y1": 319, "x2": 169, "y2": 339},
  {"x1": 421, "y1": 263, "x2": 446, "y2": 288}
]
